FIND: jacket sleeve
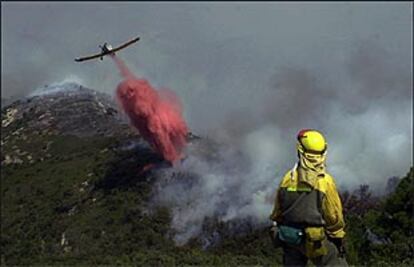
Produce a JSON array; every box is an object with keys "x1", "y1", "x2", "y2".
[
  {"x1": 269, "y1": 186, "x2": 282, "y2": 222},
  {"x1": 270, "y1": 172, "x2": 289, "y2": 222},
  {"x1": 322, "y1": 176, "x2": 346, "y2": 238}
]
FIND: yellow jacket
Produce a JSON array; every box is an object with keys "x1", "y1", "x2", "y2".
[{"x1": 270, "y1": 166, "x2": 346, "y2": 239}]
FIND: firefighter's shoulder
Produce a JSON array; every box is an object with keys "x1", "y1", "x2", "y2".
[
  {"x1": 278, "y1": 169, "x2": 297, "y2": 188},
  {"x1": 315, "y1": 172, "x2": 337, "y2": 193}
]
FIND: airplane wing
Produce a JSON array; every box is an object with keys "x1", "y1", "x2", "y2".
[
  {"x1": 74, "y1": 52, "x2": 105, "y2": 62},
  {"x1": 110, "y1": 36, "x2": 140, "y2": 53},
  {"x1": 74, "y1": 36, "x2": 140, "y2": 62}
]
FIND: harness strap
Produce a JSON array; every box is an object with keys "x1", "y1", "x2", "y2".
[{"x1": 281, "y1": 188, "x2": 308, "y2": 217}]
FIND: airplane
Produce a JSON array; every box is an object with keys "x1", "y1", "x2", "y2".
[{"x1": 75, "y1": 36, "x2": 140, "y2": 62}]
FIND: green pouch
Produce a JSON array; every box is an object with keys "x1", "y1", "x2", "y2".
[
  {"x1": 304, "y1": 227, "x2": 328, "y2": 258},
  {"x1": 278, "y1": 225, "x2": 304, "y2": 245}
]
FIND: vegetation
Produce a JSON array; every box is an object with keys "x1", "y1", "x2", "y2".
[
  {"x1": 344, "y1": 167, "x2": 414, "y2": 267},
  {"x1": 1, "y1": 106, "x2": 412, "y2": 265},
  {"x1": 1, "y1": 132, "x2": 283, "y2": 266}
]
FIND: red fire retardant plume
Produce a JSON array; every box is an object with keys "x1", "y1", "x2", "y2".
[{"x1": 112, "y1": 56, "x2": 188, "y2": 164}]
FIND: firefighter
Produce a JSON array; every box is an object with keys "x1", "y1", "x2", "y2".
[{"x1": 269, "y1": 129, "x2": 348, "y2": 266}]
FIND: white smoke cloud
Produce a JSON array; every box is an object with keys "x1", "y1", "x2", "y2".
[
  {"x1": 151, "y1": 125, "x2": 290, "y2": 245},
  {"x1": 29, "y1": 75, "x2": 85, "y2": 97},
  {"x1": 2, "y1": 2, "x2": 411, "y2": 247},
  {"x1": 151, "y1": 42, "x2": 412, "y2": 245},
  {"x1": 327, "y1": 100, "x2": 412, "y2": 191}
]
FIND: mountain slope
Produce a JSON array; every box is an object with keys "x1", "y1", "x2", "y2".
[
  {"x1": 1, "y1": 83, "x2": 412, "y2": 266},
  {"x1": 1, "y1": 84, "x2": 282, "y2": 266}
]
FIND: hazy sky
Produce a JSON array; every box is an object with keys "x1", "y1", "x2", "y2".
[{"x1": 1, "y1": 2, "x2": 412, "y2": 190}]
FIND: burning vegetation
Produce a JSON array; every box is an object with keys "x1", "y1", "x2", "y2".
[{"x1": 1, "y1": 81, "x2": 413, "y2": 265}]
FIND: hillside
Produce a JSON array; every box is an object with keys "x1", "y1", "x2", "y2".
[
  {"x1": 1, "y1": 84, "x2": 281, "y2": 266},
  {"x1": 1, "y1": 84, "x2": 413, "y2": 266}
]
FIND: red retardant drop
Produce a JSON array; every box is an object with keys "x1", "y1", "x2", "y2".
[{"x1": 113, "y1": 56, "x2": 188, "y2": 165}]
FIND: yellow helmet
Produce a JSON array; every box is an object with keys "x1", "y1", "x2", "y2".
[{"x1": 297, "y1": 129, "x2": 327, "y2": 154}]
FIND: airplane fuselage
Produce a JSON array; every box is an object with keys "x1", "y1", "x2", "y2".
[
  {"x1": 99, "y1": 43, "x2": 114, "y2": 60},
  {"x1": 102, "y1": 43, "x2": 113, "y2": 53}
]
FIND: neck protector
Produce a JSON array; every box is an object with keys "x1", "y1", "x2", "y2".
[{"x1": 296, "y1": 141, "x2": 327, "y2": 187}]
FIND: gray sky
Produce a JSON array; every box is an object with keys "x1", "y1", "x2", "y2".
[{"x1": 1, "y1": 2, "x2": 413, "y2": 190}]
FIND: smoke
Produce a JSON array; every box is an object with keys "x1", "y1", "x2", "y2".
[
  {"x1": 114, "y1": 56, "x2": 188, "y2": 164},
  {"x1": 205, "y1": 39, "x2": 412, "y2": 192},
  {"x1": 152, "y1": 137, "x2": 278, "y2": 245},
  {"x1": 151, "y1": 40, "x2": 411, "y2": 245},
  {"x1": 2, "y1": 3, "x2": 411, "y2": 246},
  {"x1": 29, "y1": 75, "x2": 85, "y2": 97}
]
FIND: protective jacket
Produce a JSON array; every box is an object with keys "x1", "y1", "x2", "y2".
[{"x1": 270, "y1": 164, "x2": 345, "y2": 239}]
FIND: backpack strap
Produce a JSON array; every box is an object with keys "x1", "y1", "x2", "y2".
[{"x1": 290, "y1": 163, "x2": 298, "y2": 181}]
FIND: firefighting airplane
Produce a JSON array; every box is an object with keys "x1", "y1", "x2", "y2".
[{"x1": 74, "y1": 36, "x2": 140, "y2": 62}]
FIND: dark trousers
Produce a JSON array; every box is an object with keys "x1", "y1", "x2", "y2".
[{"x1": 282, "y1": 240, "x2": 348, "y2": 267}]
